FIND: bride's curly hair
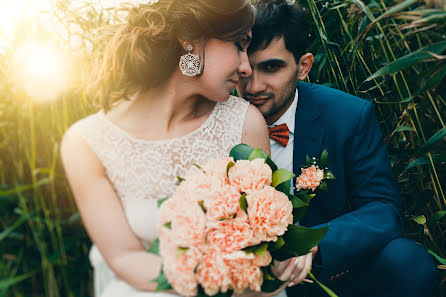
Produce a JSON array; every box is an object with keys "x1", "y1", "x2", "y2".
[{"x1": 88, "y1": 0, "x2": 255, "y2": 110}]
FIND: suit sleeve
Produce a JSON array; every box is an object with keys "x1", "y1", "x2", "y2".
[{"x1": 315, "y1": 101, "x2": 404, "y2": 281}]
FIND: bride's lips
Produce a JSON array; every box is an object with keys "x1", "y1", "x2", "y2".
[{"x1": 229, "y1": 80, "x2": 239, "y2": 88}]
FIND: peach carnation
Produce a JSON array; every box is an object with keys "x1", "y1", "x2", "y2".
[
  {"x1": 164, "y1": 247, "x2": 202, "y2": 297},
  {"x1": 202, "y1": 157, "x2": 235, "y2": 178},
  {"x1": 247, "y1": 185, "x2": 293, "y2": 242},
  {"x1": 296, "y1": 165, "x2": 325, "y2": 192},
  {"x1": 223, "y1": 252, "x2": 264, "y2": 293},
  {"x1": 196, "y1": 247, "x2": 232, "y2": 296},
  {"x1": 170, "y1": 199, "x2": 207, "y2": 247},
  {"x1": 205, "y1": 185, "x2": 241, "y2": 221},
  {"x1": 207, "y1": 210, "x2": 254, "y2": 252},
  {"x1": 228, "y1": 159, "x2": 272, "y2": 194}
]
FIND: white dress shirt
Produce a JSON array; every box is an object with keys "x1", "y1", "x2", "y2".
[
  {"x1": 269, "y1": 89, "x2": 298, "y2": 174},
  {"x1": 269, "y1": 90, "x2": 298, "y2": 297}
]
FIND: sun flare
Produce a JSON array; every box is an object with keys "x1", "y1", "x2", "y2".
[{"x1": 13, "y1": 42, "x2": 69, "y2": 102}]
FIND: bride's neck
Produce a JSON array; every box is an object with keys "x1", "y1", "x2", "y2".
[{"x1": 116, "y1": 75, "x2": 215, "y2": 131}]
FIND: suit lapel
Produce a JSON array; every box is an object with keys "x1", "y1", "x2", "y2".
[{"x1": 293, "y1": 82, "x2": 326, "y2": 175}]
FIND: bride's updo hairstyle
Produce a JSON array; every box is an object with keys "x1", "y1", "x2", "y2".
[{"x1": 89, "y1": 0, "x2": 255, "y2": 110}]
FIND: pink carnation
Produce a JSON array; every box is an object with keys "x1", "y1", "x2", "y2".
[
  {"x1": 228, "y1": 159, "x2": 272, "y2": 194},
  {"x1": 296, "y1": 165, "x2": 325, "y2": 192},
  {"x1": 247, "y1": 185, "x2": 293, "y2": 242},
  {"x1": 207, "y1": 210, "x2": 254, "y2": 252}
]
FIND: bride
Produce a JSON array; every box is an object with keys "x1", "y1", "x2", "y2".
[{"x1": 61, "y1": 0, "x2": 295, "y2": 296}]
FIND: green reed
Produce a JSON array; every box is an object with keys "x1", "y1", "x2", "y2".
[
  {"x1": 0, "y1": 0, "x2": 445, "y2": 296},
  {"x1": 305, "y1": 0, "x2": 445, "y2": 294}
]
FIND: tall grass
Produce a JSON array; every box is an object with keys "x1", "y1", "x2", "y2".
[
  {"x1": 0, "y1": 0, "x2": 444, "y2": 296},
  {"x1": 305, "y1": 0, "x2": 446, "y2": 294}
]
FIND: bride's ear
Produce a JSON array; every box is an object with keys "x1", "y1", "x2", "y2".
[{"x1": 177, "y1": 37, "x2": 195, "y2": 52}]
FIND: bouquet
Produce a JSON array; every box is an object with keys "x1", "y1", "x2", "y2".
[{"x1": 150, "y1": 144, "x2": 334, "y2": 297}]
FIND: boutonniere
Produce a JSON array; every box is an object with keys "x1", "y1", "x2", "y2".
[{"x1": 295, "y1": 149, "x2": 335, "y2": 193}]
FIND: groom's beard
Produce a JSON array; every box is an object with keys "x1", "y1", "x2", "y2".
[{"x1": 244, "y1": 91, "x2": 295, "y2": 124}]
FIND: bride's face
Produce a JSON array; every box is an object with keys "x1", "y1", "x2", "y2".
[{"x1": 195, "y1": 34, "x2": 252, "y2": 102}]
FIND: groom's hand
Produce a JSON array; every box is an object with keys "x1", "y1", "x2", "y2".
[{"x1": 271, "y1": 246, "x2": 318, "y2": 287}]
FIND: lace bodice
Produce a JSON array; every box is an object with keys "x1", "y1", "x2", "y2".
[{"x1": 68, "y1": 96, "x2": 249, "y2": 247}]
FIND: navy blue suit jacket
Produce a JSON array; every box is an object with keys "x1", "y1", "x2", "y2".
[{"x1": 292, "y1": 82, "x2": 403, "y2": 281}]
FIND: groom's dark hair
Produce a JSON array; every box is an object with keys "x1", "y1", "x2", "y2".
[{"x1": 249, "y1": 0, "x2": 311, "y2": 63}]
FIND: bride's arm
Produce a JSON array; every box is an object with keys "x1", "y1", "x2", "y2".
[
  {"x1": 61, "y1": 130, "x2": 163, "y2": 291},
  {"x1": 241, "y1": 104, "x2": 271, "y2": 155}
]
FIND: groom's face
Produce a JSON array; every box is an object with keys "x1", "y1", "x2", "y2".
[{"x1": 237, "y1": 37, "x2": 299, "y2": 125}]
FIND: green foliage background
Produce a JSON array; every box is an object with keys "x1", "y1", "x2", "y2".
[{"x1": 0, "y1": 0, "x2": 445, "y2": 296}]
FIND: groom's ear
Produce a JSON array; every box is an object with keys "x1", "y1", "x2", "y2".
[{"x1": 297, "y1": 53, "x2": 314, "y2": 80}]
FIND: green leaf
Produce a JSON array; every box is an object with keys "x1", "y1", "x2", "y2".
[
  {"x1": 157, "y1": 197, "x2": 169, "y2": 208},
  {"x1": 239, "y1": 193, "x2": 247, "y2": 213},
  {"x1": 324, "y1": 170, "x2": 336, "y2": 180},
  {"x1": 151, "y1": 269, "x2": 172, "y2": 291},
  {"x1": 427, "y1": 211, "x2": 446, "y2": 231},
  {"x1": 0, "y1": 215, "x2": 26, "y2": 241},
  {"x1": 198, "y1": 200, "x2": 206, "y2": 213},
  {"x1": 272, "y1": 169, "x2": 296, "y2": 188},
  {"x1": 365, "y1": 41, "x2": 446, "y2": 82},
  {"x1": 147, "y1": 238, "x2": 160, "y2": 255},
  {"x1": 320, "y1": 149, "x2": 328, "y2": 168},
  {"x1": 176, "y1": 247, "x2": 189, "y2": 258},
  {"x1": 427, "y1": 249, "x2": 446, "y2": 265},
  {"x1": 319, "y1": 181, "x2": 328, "y2": 192},
  {"x1": 163, "y1": 222, "x2": 172, "y2": 229},
  {"x1": 403, "y1": 153, "x2": 446, "y2": 173},
  {"x1": 305, "y1": 155, "x2": 313, "y2": 166},
  {"x1": 268, "y1": 236, "x2": 285, "y2": 252},
  {"x1": 418, "y1": 128, "x2": 446, "y2": 155},
  {"x1": 276, "y1": 179, "x2": 291, "y2": 196},
  {"x1": 176, "y1": 176, "x2": 185, "y2": 184},
  {"x1": 248, "y1": 147, "x2": 267, "y2": 161},
  {"x1": 410, "y1": 215, "x2": 426, "y2": 225},
  {"x1": 266, "y1": 154, "x2": 278, "y2": 172},
  {"x1": 395, "y1": 126, "x2": 415, "y2": 133},
  {"x1": 270, "y1": 225, "x2": 328, "y2": 261},
  {"x1": 229, "y1": 144, "x2": 254, "y2": 161},
  {"x1": 371, "y1": 0, "x2": 418, "y2": 24},
  {"x1": 308, "y1": 271, "x2": 339, "y2": 297},
  {"x1": 254, "y1": 242, "x2": 269, "y2": 256},
  {"x1": 295, "y1": 190, "x2": 315, "y2": 204},
  {"x1": 0, "y1": 272, "x2": 33, "y2": 290},
  {"x1": 226, "y1": 161, "x2": 235, "y2": 177},
  {"x1": 261, "y1": 266, "x2": 285, "y2": 292},
  {"x1": 414, "y1": 63, "x2": 446, "y2": 98},
  {"x1": 289, "y1": 195, "x2": 309, "y2": 209}
]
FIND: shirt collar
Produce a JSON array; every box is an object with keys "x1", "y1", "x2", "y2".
[{"x1": 270, "y1": 88, "x2": 298, "y2": 134}]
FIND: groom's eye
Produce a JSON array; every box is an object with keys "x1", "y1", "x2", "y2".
[{"x1": 258, "y1": 60, "x2": 285, "y2": 73}]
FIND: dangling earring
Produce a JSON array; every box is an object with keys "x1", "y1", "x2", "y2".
[{"x1": 179, "y1": 44, "x2": 201, "y2": 77}]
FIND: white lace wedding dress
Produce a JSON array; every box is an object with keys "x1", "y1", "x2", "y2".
[{"x1": 69, "y1": 96, "x2": 285, "y2": 297}]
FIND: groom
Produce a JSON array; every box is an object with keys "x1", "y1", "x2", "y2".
[{"x1": 237, "y1": 1, "x2": 438, "y2": 296}]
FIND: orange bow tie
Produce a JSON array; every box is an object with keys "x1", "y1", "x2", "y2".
[{"x1": 268, "y1": 123, "x2": 290, "y2": 147}]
